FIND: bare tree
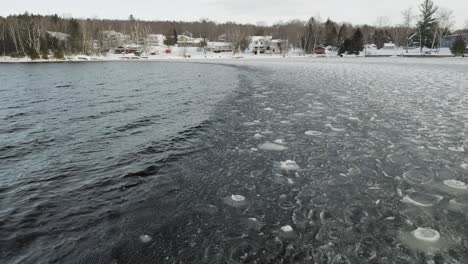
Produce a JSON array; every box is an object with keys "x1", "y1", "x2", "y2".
[
  {"x1": 402, "y1": 7, "x2": 415, "y2": 52},
  {"x1": 375, "y1": 16, "x2": 391, "y2": 28},
  {"x1": 227, "y1": 25, "x2": 248, "y2": 55},
  {"x1": 433, "y1": 7, "x2": 454, "y2": 52}
]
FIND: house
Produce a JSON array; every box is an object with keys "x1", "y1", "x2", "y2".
[
  {"x1": 313, "y1": 45, "x2": 326, "y2": 55},
  {"x1": 102, "y1": 30, "x2": 131, "y2": 49},
  {"x1": 207, "y1": 42, "x2": 232, "y2": 53},
  {"x1": 441, "y1": 34, "x2": 468, "y2": 48},
  {"x1": 145, "y1": 34, "x2": 166, "y2": 47},
  {"x1": 46, "y1": 31, "x2": 70, "y2": 41},
  {"x1": 270, "y1": 39, "x2": 288, "y2": 54},
  {"x1": 383, "y1": 42, "x2": 397, "y2": 49},
  {"x1": 114, "y1": 45, "x2": 141, "y2": 54},
  {"x1": 218, "y1": 34, "x2": 227, "y2": 42},
  {"x1": 249, "y1": 36, "x2": 272, "y2": 54},
  {"x1": 177, "y1": 34, "x2": 204, "y2": 47}
]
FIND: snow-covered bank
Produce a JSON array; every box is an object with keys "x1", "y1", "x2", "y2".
[{"x1": 1, "y1": 46, "x2": 463, "y2": 63}]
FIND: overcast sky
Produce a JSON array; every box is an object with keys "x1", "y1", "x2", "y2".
[{"x1": 2, "y1": 0, "x2": 467, "y2": 29}]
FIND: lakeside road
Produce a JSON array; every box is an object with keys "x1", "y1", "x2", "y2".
[{"x1": 1, "y1": 58, "x2": 468, "y2": 263}]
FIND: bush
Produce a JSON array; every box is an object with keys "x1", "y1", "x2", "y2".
[{"x1": 451, "y1": 35, "x2": 466, "y2": 56}]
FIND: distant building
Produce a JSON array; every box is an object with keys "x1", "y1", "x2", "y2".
[
  {"x1": 207, "y1": 42, "x2": 232, "y2": 53},
  {"x1": 47, "y1": 31, "x2": 70, "y2": 41},
  {"x1": 145, "y1": 34, "x2": 166, "y2": 47},
  {"x1": 249, "y1": 36, "x2": 272, "y2": 54},
  {"x1": 218, "y1": 34, "x2": 227, "y2": 42},
  {"x1": 102, "y1": 30, "x2": 131, "y2": 49},
  {"x1": 114, "y1": 45, "x2": 141, "y2": 54},
  {"x1": 270, "y1": 39, "x2": 288, "y2": 54},
  {"x1": 313, "y1": 45, "x2": 326, "y2": 55},
  {"x1": 177, "y1": 34, "x2": 204, "y2": 47},
  {"x1": 383, "y1": 42, "x2": 397, "y2": 49},
  {"x1": 441, "y1": 34, "x2": 468, "y2": 48}
]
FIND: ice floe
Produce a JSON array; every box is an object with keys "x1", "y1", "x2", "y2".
[
  {"x1": 304, "y1": 130, "x2": 323, "y2": 136},
  {"x1": 402, "y1": 192, "x2": 443, "y2": 207},
  {"x1": 223, "y1": 194, "x2": 248, "y2": 207},
  {"x1": 448, "y1": 146, "x2": 464, "y2": 152},
  {"x1": 412, "y1": 228, "x2": 440, "y2": 243},
  {"x1": 403, "y1": 168, "x2": 434, "y2": 185},
  {"x1": 281, "y1": 225, "x2": 293, "y2": 233},
  {"x1": 139, "y1": 235, "x2": 152, "y2": 243},
  {"x1": 280, "y1": 160, "x2": 300, "y2": 171},
  {"x1": 443, "y1": 180, "x2": 467, "y2": 190},
  {"x1": 325, "y1": 124, "x2": 346, "y2": 132},
  {"x1": 253, "y1": 133, "x2": 264, "y2": 140},
  {"x1": 273, "y1": 139, "x2": 286, "y2": 145},
  {"x1": 259, "y1": 142, "x2": 289, "y2": 151}
]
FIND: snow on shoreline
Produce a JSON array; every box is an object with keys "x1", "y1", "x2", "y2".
[{"x1": 0, "y1": 47, "x2": 463, "y2": 64}]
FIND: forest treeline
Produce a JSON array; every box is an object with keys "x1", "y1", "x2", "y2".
[{"x1": 0, "y1": 0, "x2": 466, "y2": 59}]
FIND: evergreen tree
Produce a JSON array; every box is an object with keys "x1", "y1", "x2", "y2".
[
  {"x1": 417, "y1": 0, "x2": 438, "y2": 51},
  {"x1": 451, "y1": 35, "x2": 466, "y2": 56},
  {"x1": 324, "y1": 19, "x2": 338, "y2": 47},
  {"x1": 68, "y1": 18, "x2": 82, "y2": 54},
  {"x1": 373, "y1": 29, "x2": 387, "y2": 49},
  {"x1": 338, "y1": 38, "x2": 352, "y2": 55},
  {"x1": 351, "y1": 28, "x2": 364, "y2": 55}
]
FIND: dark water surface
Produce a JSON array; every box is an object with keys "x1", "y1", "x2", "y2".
[{"x1": 1, "y1": 59, "x2": 468, "y2": 263}]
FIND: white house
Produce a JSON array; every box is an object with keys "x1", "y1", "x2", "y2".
[
  {"x1": 101, "y1": 30, "x2": 131, "y2": 49},
  {"x1": 145, "y1": 34, "x2": 166, "y2": 47},
  {"x1": 249, "y1": 36, "x2": 272, "y2": 54},
  {"x1": 270, "y1": 39, "x2": 288, "y2": 54}
]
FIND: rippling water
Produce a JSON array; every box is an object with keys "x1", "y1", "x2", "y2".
[{"x1": 1, "y1": 59, "x2": 468, "y2": 263}]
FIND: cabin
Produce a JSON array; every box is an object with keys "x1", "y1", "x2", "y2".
[{"x1": 313, "y1": 45, "x2": 326, "y2": 55}]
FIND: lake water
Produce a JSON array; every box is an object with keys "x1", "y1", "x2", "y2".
[{"x1": 1, "y1": 58, "x2": 468, "y2": 263}]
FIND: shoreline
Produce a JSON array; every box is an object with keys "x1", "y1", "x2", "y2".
[{"x1": 0, "y1": 54, "x2": 462, "y2": 64}]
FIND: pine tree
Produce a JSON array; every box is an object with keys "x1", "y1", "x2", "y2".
[
  {"x1": 338, "y1": 39, "x2": 352, "y2": 55},
  {"x1": 324, "y1": 19, "x2": 338, "y2": 47},
  {"x1": 68, "y1": 18, "x2": 82, "y2": 54},
  {"x1": 418, "y1": 0, "x2": 438, "y2": 51},
  {"x1": 451, "y1": 35, "x2": 466, "y2": 56},
  {"x1": 351, "y1": 28, "x2": 364, "y2": 55},
  {"x1": 373, "y1": 29, "x2": 387, "y2": 49}
]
